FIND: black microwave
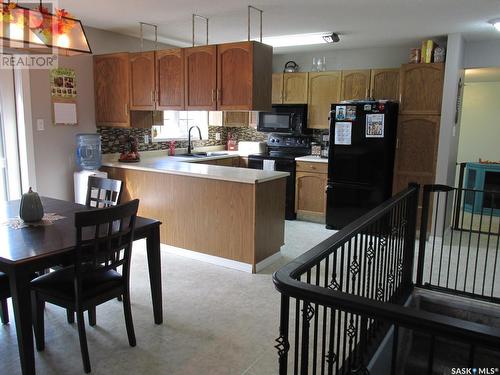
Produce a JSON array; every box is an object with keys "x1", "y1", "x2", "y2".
[{"x1": 258, "y1": 104, "x2": 309, "y2": 134}]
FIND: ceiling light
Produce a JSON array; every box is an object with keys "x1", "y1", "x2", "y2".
[
  {"x1": 489, "y1": 18, "x2": 500, "y2": 32},
  {"x1": 323, "y1": 33, "x2": 340, "y2": 43},
  {"x1": 262, "y1": 32, "x2": 335, "y2": 48},
  {"x1": 0, "y1": 2, "x2": 91, "y2": 55}
]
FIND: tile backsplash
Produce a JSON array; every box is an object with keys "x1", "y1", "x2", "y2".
[{"x1": 97, "y1": 125, "x2": 329, "y2": 154}]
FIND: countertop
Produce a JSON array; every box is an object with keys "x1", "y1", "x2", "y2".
[
  {"x1": 295, "y1": 155, "x2": 329, "y2": 164},
  {"x1": 101, "y1": 151, "x2": 289, "y2": 184}
]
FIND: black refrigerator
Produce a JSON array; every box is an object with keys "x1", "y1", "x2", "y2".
[{"x1": 326, "y1": 101, "x2": 398, "y2": 229}]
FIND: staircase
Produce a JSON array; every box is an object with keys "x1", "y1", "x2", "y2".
[{"x1": 399, "y1": 289, "x2": 500, "y2": 375}]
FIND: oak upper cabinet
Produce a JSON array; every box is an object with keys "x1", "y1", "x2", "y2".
[
  {"x1": 393, "y1": 115, "x2": 441, "y2": 195},
  {"x1": 399, "y1": 63, "x2": 444, "y2": 115},
  {"x1": 217, "y1": 41, "x2": 273, "y2": 111},
  {"x1": 295, "y1": 161, "x2": 328, "y2": 222},
  {"x1": 283, "y1": 72, "x2": 308, "y2": 104},
  {"x1": 272, "y1": 73, "x2": 284, "y2": 104},
  {"x1": 307, "y1": 71, "x2": 342, "y2": 129},
  {"x1": 370, "y1": 68, "x2": 400, "y2": 101},
  {"x1": 156, "y1": 48, "x2": 185, "y2": 110},
  {"x1": 341, "y1": 70, "x2": 371, "y2": 101},
  {"x1": 129, "y1": 51, "x2": 156, "y2": 110},
  {"x1": 94, "y1": 53, "x2": 130, "y2": 127},
  {"x1": 184, "y1": 45, "x2": 217, "y2": 110},
  {"x1": 223, "y1": 112, "x2": 249, "y2": 127}
]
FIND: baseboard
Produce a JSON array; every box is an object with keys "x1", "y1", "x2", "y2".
[
  {"x1": 161, "y1": 244, "x2": 254, "y2": 273},
  {"x1": 255, "y1": 251, "x2": 282, "y2": 273}
]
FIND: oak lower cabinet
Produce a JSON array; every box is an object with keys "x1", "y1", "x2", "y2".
[
  {"x1": 341, "y1": 70, "x2": 371, "y2": 101},
  {"x1": 370, "y1": 68, "x2": 400, "y2": 101},
  {"x1": 94, "y1": 53, "x2": 131, "y2": 127},
  {"x1": 283, "y1": 72, "x2": 308, "y2": 104},
  {"x1": 295, "y1": 161, "x2": 328, "y2": 222},
  {"x1": 184, "y1": 45, "x2": 218, "y2": 110},
  {"x1": 272, "y1": 73, "x2": 284, "y2": 104},
  {"x1": 399, "y1": 63, "x2": 444, "y2": 115},
  {"x1": 307, "y1": 71, "x2": 342, "y2": 129},
  {"x1": 129, "y1": 51, "x2": 156, "y2": 110},
  {"x1": 196, "y1": 157, "x2": 240, "y2": 166}
]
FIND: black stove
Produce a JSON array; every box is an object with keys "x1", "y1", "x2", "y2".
[{"x1": 248, "y1": 134, "x2": 311, "y2": 220}]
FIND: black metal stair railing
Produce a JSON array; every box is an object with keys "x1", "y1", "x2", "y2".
[
  {"x1": 416, "y1": 184, "x2": 500, "y2": 304},
  {"x1": 273, "y1": 183, "x2": 500, "y2": 375},
  {"x1": 273, "y1": 184, "x2": 419, "y2": 374}
]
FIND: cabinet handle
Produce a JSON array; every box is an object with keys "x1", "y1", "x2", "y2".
[
  {"x1": 217, "y1": 88, "x2": 221, "y2": 103},
  {"x1": 151, "y1": 91, "x2": 155, "y2": 103},
  {"x1": 212, "y1": 89, "x2": 216, "y2": 103},
  {"x1": 125, "y1": 104, "x2": 128, "y2": 116}
]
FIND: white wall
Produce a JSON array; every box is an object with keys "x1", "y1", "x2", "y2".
[
  {"x1": 272, "y1": 44, "x2": 414, "y2": 72},
  {"x1": 28, "y1": 27, "x2": 173, "y2": 201},
  {"x1": 464, "y1": 39, "x2": 500, "y2": 69},
  {"x1": 457, "y1": 82, "x2": 500, "y2": 163},
  {"x1": 435, "y1": 33, "x2": 465, "y2": 186}
]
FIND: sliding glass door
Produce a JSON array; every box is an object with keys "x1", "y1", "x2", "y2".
[{"x1": 0, "y1": 66, "x2": 22, "y2": 201}]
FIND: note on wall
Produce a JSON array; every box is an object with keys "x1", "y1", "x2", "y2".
[
  {"x1": 53, "y1": 102, "x2": 77, "y2": 125},
  {"x1": 334, "y1": 122, "x2": 352, "y2": 145}
]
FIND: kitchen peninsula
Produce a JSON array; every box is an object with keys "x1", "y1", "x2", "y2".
[{"x1": 102, "y1": 153, "x2": 288, "y2": 273}]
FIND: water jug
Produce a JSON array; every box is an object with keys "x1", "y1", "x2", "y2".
[{"x1": 76, "y1": 133, "x2": 102, "y2": 170}]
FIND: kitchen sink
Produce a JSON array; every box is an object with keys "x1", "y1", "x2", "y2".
[{"x1": 170, "y1": 152, "x2": 229, "y2": 159}]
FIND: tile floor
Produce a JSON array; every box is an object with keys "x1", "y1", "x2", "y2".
[{"x1": 0, "y1": 220, "x2": 334, "y2": 375}]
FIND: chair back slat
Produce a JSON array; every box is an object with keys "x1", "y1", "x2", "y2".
[
  {"x1": 86, "y1": 176, "x2": 123, "y2": 208},
  {"x1": 73, "y1": 199, "x2": 139, "y2": 302}
]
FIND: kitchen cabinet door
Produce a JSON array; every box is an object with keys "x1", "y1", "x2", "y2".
[
  {"x1": 307, "y1": 71, "x2": 341, "y2": 129},
  {"x1": 283, "y1": 73, "x2": 308, "y2": 104},
  {"x1": 223, "y1": 112, "x2": 249, "y2": 127},
  {"x1": 295, "y1": 171, "x2": 327, "y2": 221},
  {"x1": 393, "y1": 114, "x2": 440, "y2": 194},
  {"x1": 217, "y1": 41, "x2": 272, "y2": 111},
  {"x1": 399, "y1": 63, "x2": 444, "y2": 115},
  {"x1": 157, "y1": 49, "x2": 185, "y2": 110},
  {"x1": 341, "y1": 70, "x2": 371, "y2": 101},
  {"x1": 94, "y1": 53, "x2": 130, "y2": 127},
  {"x1": 370, "y1": 68, "x2": 400, "y2": 101},
  {"x1": 272, "y1": 73, "x2": 284, "y2": 104},
  {"x1": 129, "y1": 51, "x2": 156, "y2": 110},
  {"x1": 184, "y1": 45, "x2": 217, "y2": 110}
]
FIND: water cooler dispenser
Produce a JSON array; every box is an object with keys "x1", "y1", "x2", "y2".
[{"x1": 74, "y1": 134, "x2": 107, "y2": 204}]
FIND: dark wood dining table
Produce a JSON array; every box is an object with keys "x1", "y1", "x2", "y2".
[{"x1": 0, "y1": 197, "x2": 162, "y2": 375}]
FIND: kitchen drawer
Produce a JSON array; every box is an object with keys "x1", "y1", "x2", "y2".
[{"x1": 296, "y1": 161, "x2": 328, "y2": 174}]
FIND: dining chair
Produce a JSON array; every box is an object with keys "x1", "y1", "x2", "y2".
[
  {"x1": 66, "y1": 175, "x2": 124, "y2": 325},
  {"x1": 31, "y1": 199, "x2": 140, "y2": 373},
  {"x1": 0, "y1": 272, "x2": 10, "y2": 324},
  {"x1": 86, "y1": 176, "x2": 123, "y2": 208}
]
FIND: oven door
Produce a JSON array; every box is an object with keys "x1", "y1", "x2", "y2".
[{"x1": 257, "y1": 112, "x2": 293, "y2": 133}]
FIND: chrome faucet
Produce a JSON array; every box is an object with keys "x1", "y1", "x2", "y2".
[{"x1": 187, "y1": 125, "x2": 202, "y2": 155}]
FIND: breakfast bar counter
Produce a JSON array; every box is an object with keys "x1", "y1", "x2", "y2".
[{"x1": 102, "y1": 153, "x2": 288, "y2": 273}]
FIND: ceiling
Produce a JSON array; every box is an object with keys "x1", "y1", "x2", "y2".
[
  {"x1": 465, "y1": 67, "x2": 500, "y2": 82},
  {"x1": 60, "y1": 0, "x2": 500, "y2": 53}
]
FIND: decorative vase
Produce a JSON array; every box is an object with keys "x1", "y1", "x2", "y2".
[{"x1": 19, "y1": 188, "x2": 44, "y2": 222}]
